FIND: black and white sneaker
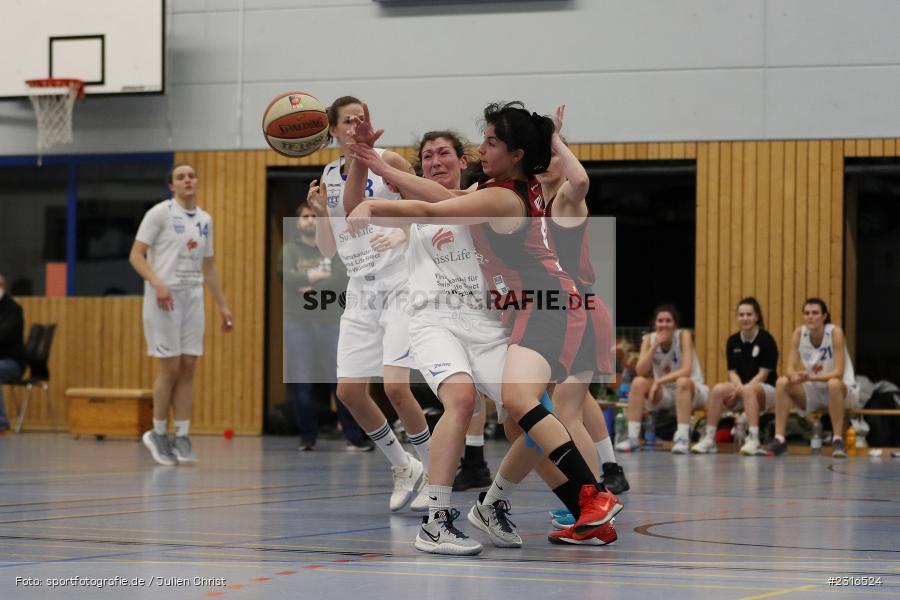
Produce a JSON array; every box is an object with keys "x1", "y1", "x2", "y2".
[
  {"x1": 415, "y1": 508, "x2": 483, "y2": 555},
  {"x1": 602, "y1": 462, "x2": 630, "y2": 495},
  {"x1": 468, "y1": 492, "x2": 523, "y2": 548}
]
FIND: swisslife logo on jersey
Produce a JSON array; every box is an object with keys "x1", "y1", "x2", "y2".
[
  {"x1": 186, "y1": 239, "x2": 199, "y2": 251},
  {"x1": 431, "y1": 228, "x2": 454, "y2": 251}
]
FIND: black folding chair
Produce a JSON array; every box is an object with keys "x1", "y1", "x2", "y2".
[{"x1": 9, "y1": 323, "x2": 56, "y2": 433}]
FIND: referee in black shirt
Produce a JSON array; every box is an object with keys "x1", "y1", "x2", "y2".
[{"x1": 690, "y1": 297, "x2": 778, "y2": 455}]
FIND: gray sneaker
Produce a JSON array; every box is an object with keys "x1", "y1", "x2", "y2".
[
  {"x1": 172, "y1": 435, "x2": 197, "y2": 464},
  {"x1": 415, "y1": 508, "x2": 483, "y2": 555},
  {"x1": 832, "y1": 439, "x2": 848, "y2": 459},
  {"x1": 468, "y1": 492, "x2": 523, "y2": 548},
  {"x1": 142, "y1": 430, "x2": 177, "y2": 466}
]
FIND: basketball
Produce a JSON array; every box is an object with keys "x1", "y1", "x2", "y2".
[{"x1": 262, "y1": 91, "x2": 329, "y2": 158}]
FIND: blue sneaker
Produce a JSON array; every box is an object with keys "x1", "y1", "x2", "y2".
[{"x1": 549, "y1": 508, "x2": 575, "y2": 530}]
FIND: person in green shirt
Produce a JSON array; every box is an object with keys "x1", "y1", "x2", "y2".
[{"x1": 279, "y1": 202, "x2": 368, "y2": 451}]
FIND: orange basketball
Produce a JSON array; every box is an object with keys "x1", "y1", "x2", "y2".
[{"x1": 262, "y1": 92, "x2": 329, "y2": 157}]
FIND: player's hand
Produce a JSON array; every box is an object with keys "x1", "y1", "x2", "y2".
[
  {"x1": 221, "y1": 307, "x2": 234, "y2": 333},
  {"x1": 306, "y1": 268, "x2": 329, "y2": 284},
  {"x1": 552, "y1": 104, "x2": 565, "y2": 137},
  {"x1": 729, "y1": 383, "x2": 742, "y2": 402},
  {"x1": 648, "y1": 381, "x2": 660, "y2": 403},
  {"x1": 369, "y1": 230, "x2": 406, "y2": 253},
  {"x1": 345, "y1": 202, "x2": 373, "y2": 235},
  {"x1": 347, "y1": 103, "x2": 384, "y2": 147},
  {"x1": 348, "y1": 143, "x2": 389, "y2": 177},
  {"x1": 656, "y1": 328, "x2": 673, "y2": 346},
  {"x1": 155, "y1": 283, "x2": 174, "y2": 311},
  {"x1": 307, "y1": 179, "x2": 328, "y2": 216},
  {"x1": 790, "y1": 372, "x2": 808, "y2": 384}
]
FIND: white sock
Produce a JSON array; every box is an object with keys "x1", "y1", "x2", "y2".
[
  {"x1": 596, "y1": 437, "x2": 616, "y2": 464},
  {"x1": 705, "y1": 424, "x2": 716, "y2": 440},
  {"x1": 775, "y1": 434, "x2": 786, "y2": 444},
  {"x1": 483, "y1": 473, "x2": 517, "y2": 506},
  {"x1": 366, "y1": 421, "x2": 410, "y2": 468},
  {"x1": 408, "y1": 427, "x2": 432, "y2": 468},
  {"x1": 465, "y1": 434, "x2": 485, "y2": 446},
  {"x1": 174, "y1": 420, "x2": 190, "y2": 438},
  {"x1": 676, "y1": 424, "x2": 690, "y2": 440},
  {"x1": 427, "y1": 484, "x2": 453, "y2": 520},
  {"x1": 748, "y1": 426, "x2": 759, "y2": 439},
  {"x1": 153, "y1": 419, "x2": 167, "y2": 436},
  {"x1": 627, "y1": 421, "x2": 641, "y2": 441}
]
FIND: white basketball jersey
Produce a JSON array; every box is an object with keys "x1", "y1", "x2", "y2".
[
  {"x1": 135, "y1": 199, "x2": 213, "y2": 290},
  {"x1": 650, "y1": 329, "x2": 704, "y2": 385},
  {"x1": 407, "y1": 223, "x2": 491, "y2": 312},
  {"x1": 798, "y1": 324, "x2": 857, "y2": 387},
  {"x1": 323, "y1": 149, "x2": 407, "y2": 279}
]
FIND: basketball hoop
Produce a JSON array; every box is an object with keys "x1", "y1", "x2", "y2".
[{"x1": 25, "y1": 78, "x2": 84, "y2": 150}]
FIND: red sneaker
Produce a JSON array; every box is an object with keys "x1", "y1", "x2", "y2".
[
  {"x1": 573, "y1": 484, "x2": 623, "y2": 535},
  {"x1": 548, "y1": 522, "x2": 617, "y2": 546}
]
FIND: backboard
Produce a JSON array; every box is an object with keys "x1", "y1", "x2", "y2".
[{"x1": 1, "y1": 0, "x2": 164, "y2": 99}]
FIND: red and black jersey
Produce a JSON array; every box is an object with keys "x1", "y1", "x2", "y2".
[
  {"x1": 545, "y1": 197, "x2": 595, "y2": 291},
  {"x1": 468, "y1": 178, "x2": 587, "y2": 379},
  {"x1": 546, "y1": 197, "x2": 612, "y2": 375}
]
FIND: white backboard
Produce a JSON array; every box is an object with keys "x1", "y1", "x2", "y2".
[{"x1": 1, "y1": 0, "x2": 164, "y2": 98}]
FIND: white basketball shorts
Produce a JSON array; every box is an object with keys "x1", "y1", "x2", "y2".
[{"x1": 143, "y1": 286, "x2": 205, "y2": 358}]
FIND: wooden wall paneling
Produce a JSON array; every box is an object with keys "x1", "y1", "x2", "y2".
[
  {"x1": 793, "y1": 141, "x2": 807, "y2": 325},
  {"x1": 870, "y1": 139, "x2": 884, "y2": 156},
  {"x1": 768, "y1": 142, "x2": 786, "y2": 354},
  {"x1": 647, "y1": 143, "x2": 659, "y2": 160},
  {"x1": 741, "y1": 142, "x2": 757, "y2": 297},
  {"x1": 705, "y1": 142, "x2": 720, "y2": 378},
  {"x1": 818, "y1": 142, "x2": 832, "y2": 302},
  {"x1": 831, "y1": 142, "x2": 845, "y2": 325},
  {"x1": 729, "y1": 142, "x2": 743, "y2": 323},
  {"x1": 694, "y1": 143, "x2": 709, "y2": 380},
  {"x1": 717, "y1": 143, "x2": 732, "y2": 380},
  {"x1": 755, "y1": 143, "x2": 771, "y2": 318},
  {"x1": 252, "y1": 150, "x2": 268, "y2": 431},
  {"x1": 590, "y1": 143, "x2": 603, "y2": 161},
  {"x1": 807, "y1": 142, "x2": 821, "y2": 297},
  {"x1": 884, "y1": 139, "x2": 896, "y2": 155},
  {"x1": 856, "y1": 139, "x2": 870, "y2": 157}
]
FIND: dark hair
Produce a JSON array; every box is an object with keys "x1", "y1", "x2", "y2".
[
  {"x1": 803, "y1": 297, "x2": 832, "y2": 324},
  {"x1": 651, "y1": 304, "x2": 680, "y2": 328},
  {"x1": 296, "y1": 201, "x2": 313, "y2": 216},
  {"x1": 416, "y1": 130, "x2": 467, "y2": 163},
  {"x1": 482, "y1": 101, "x2": 553, "y2": 176},
  {"x1": 737, "y1": 296, "x2": 765, "y2": 329},
  {"x1": 325, "y1": 95, "x2": 363, "y2": 144},
  {"x1": 167, "y1": 163, "x2": 195, "y2": 184}
]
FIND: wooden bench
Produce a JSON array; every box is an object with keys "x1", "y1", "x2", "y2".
[{"x1": 66, "y1": 388, "x2": 153, "y2": 440}]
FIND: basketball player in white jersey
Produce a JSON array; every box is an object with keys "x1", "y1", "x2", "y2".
[
  {"x1": 305, "y1": 97, "x2": 431, "y2": 512},
  {"x1": 129, "y1": 164, "x2": 233, "y2": 466},
  {"x1": 615, "y1": 304, "x2": 708, "y2": 454},
  {"x1": 767, "y1": 298, "x2": 860, "y2": 458}
]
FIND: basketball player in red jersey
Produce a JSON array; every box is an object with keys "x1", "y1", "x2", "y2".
[{"x1": 346, "y1": 102, "x2": 623, "y2": 546}]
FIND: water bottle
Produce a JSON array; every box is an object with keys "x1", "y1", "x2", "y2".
[
  {"x1": 810, "y1": 418, "x2": 823, "y2": 450},
  {"x1": 732, "y1": 413, "x2": 748, "y2": 452},
  {"x1": 845, "y1": 425, "x2": 857, "y2": 457},
  {"x1": 643, "y1": 411, "x2": 656, "y2": 447},
  {"x1": 614, "y1": 410, "x2": 626, "y2": 443},
  {"x1": 617, "y1": 368, "x2": 632, "y2": 402}
]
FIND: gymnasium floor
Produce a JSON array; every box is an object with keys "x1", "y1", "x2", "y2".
[{"x1": 0, "y1": 433, "x2": 897, "y2": 599}]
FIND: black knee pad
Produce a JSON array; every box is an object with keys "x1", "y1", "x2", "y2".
[{"x1": 518, "y1": 403, "x2": 552, "y2": 433}]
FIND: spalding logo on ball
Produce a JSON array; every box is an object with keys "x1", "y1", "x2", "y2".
[{"x1": 262, "y1": 91, "x2": 329, "y2": 158}]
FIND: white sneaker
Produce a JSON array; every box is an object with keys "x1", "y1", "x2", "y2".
[
  {"x1": 615, "y1": 437, "x2": 640, "y2": 453},
  {"x1": 409, "y1": 474, "x2": 429, "y2": 512},
  {"x1": 671, "y1": 434, "x2": 689, "y2": 454},
  {"x1": 739, "y1": 436, "x2": 762, "y2": 456},
  {"x1": 389, "y1": 454, "x2": 424, "y2": 512},
  {"x1": 415, "y1": 508, "x2": 483, "y2": 555},
  {"x1": 468, "y1": 492, "x2": 523, "y2": 548},
  {"x1": 690, "y1": 435, "x2": 718, "y2": 454}
]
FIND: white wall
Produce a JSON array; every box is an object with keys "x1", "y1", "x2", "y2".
[{"x1": 1, "y1": 0, "x2": 898, "y2": 156}]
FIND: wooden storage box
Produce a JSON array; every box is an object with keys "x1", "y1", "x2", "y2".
[{"x1": 66, "y1": 388, "x2": 153, "y2": 440}]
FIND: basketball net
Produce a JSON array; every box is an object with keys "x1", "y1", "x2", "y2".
[{"x1": 25, "y1": 79, "x2": 84, "y2": 151}]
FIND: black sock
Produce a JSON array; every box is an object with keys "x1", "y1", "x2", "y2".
[
  {"x1": 463, "y1": 444, "x2": 485, "y2": 467},
  {"x1": 552, "y1": 479, "x2": 582, "y2": 519},
  {"x1": 547, "y1": 441, "x2": 601, "y2": 489}
]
